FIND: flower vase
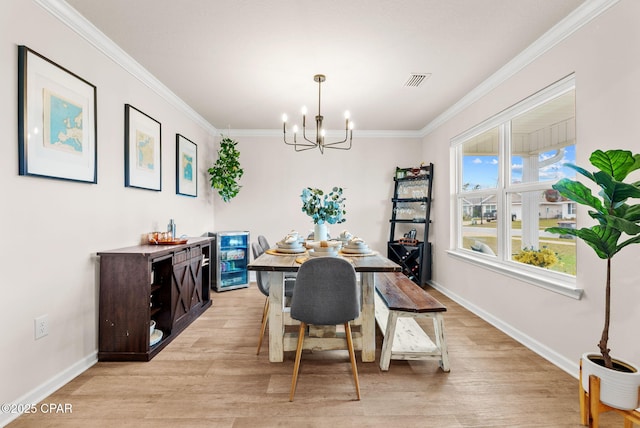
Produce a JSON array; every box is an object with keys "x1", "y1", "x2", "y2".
[{"x1": 314, "y1": 223, "x2": 328, "y2": 241}]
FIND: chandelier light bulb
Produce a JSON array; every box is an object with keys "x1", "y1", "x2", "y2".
[
  {"x1": 293, "y1": 125, "x2": 298, "y2": 133},
  {"x1": 282, "y1": 113, "x2": 288, "y2": 123},
  {"x1": 344, "y1": 111, "x2": 350, "y2": 119},
  {"x1": 349, "y1": 122, "x2": 354, "y2": 130},
  {"x1": 301, "y1": 106, "x2": 308, "y2": 115}
]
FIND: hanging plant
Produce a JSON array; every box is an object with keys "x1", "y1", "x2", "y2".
[{"x1": 208, "y1": 136, "x2": 243, "y2": 202}]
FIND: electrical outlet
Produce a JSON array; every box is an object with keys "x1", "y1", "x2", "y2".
[{"x1": 35, "y1": 314, "x2": 49, "y2": 340}]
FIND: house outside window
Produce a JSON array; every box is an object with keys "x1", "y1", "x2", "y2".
[{"x1": 451, "y1": 75, "x2": 580, "y2": 298}]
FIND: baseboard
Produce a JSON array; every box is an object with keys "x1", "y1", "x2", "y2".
[
  {"x1": 0, "y1": 352, "x2": 97, "y2": 427},
  {"x1": 427, "y1": 280, "x2": 579, "y2": 379}
]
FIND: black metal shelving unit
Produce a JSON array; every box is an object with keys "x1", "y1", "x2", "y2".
[{"x1": 387, "y1": 163, "x2": 433, "y2": 286}]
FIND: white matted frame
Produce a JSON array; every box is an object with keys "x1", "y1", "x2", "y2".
[
  {"x1": 18, "y1": 45, "x2": 97, "y2": 183},
  {"x1": 124, "y1": 104, "x2": 161, "y2": 191},
  {"x1": 176, "y1": 134, "x2": 197, "y2": 197}
]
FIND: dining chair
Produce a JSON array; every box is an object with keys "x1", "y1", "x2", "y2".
[
  {"x1": 259, "y1": 234, "x2": 298, "y2": 282},
  {"x1": 252, "y1": 242, "x2": 270, "y2": 355},
  {"x1": 288, "y1": 257, "x2": 361, "y2": 402},
  {"x1": 252, "y1": 241, "x2": 294, "y2": 355},
  {"x1": 257, "y1": 235, "x2": 271, "y2": 251}
]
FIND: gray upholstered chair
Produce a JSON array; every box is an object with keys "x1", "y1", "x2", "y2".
[
  {"x1": 252, "y1": 241, "x2": 294, "y2": 355},
  {"x1": 258, "y1": 234, "x2": 298, "y2": 282},
  {"x1": 252, "y1": 242, "x2": 270, "y2": 355},
  {"x1": 288, "y1": 257, "x2": 361, "y2": 401},
  {"x1": 257, "y1": 235, "x2": 271, "y2": 251}
]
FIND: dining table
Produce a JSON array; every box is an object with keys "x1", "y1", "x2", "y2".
[{"x1": 248, "y1": 247, "x2": 401, "y2": 363}]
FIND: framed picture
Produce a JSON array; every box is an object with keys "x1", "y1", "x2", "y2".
[
  {"x1": 124, "y1": 104, "x2": 161, "y2": 191},
  {"x1": 176, "y1": 134, "x2": 197, "y2": 197},
  {"x1": 18, "y1": 46, "x2": 97, "y2": 183}
]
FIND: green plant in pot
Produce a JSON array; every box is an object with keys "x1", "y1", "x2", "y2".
[
  {"x1": 208, "y1": 136, "x2": 243, "y2": 202},
  {"x1": 546, "y1": 149, "x2": 640, "y2": 410},
  {"x1": 300, "y1": 187, "x2": 346, "y2": 241}
]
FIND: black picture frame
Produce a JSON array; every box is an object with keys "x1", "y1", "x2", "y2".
[
  {"x1": 124, "y1": 104, "x2": 162, "y2": 191},
  {"x1": 18, "y1": 45, "x2": 97, "y2": 183},
  {"x1": 176, "y1": 134, "x2": 197, "y2": 197}
]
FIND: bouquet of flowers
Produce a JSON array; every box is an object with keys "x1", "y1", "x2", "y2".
[
  {"x1": 300, "y1": 187, "x2": 346, "y2": 224},
  {"x1": 512, "y1": 246, "x2": 559, "y2": 268}
]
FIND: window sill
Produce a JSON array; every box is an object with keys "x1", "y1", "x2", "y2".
[{"x1": 447, "y1": 249, "x2": 583, "y2": 300}]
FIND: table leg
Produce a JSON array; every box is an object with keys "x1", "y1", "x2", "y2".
[
  {"x1": 360, "y1": 272, "x2": 375, "y2": 362},
  {"x1": 268, "y1": 272, "x2": 285, "y2": 362}
]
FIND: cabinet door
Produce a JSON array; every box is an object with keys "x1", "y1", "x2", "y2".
[
  {"x1": 188, "y1": 248, "x2": 204, "y2": 309},
  {"x1": 171, "y1": 247, "x2": 205, "y2": 327},
  {"x1": 171, "y1": 251, "x2": 193, "y2": 326}
]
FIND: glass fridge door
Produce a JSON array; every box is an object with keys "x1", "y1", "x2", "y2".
[{"x1": 216, "y1": 231, "x2": 249, "y2": 291}]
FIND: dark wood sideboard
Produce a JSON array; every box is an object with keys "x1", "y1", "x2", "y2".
[{"x1": 97, "y1": 237, "x2": 213, "y2": 361}]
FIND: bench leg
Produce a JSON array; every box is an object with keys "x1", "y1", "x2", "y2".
[
  {"x1": 433, "y1": 313, "x2": 450, "y2": 372},
  {"x1": 379, "y1": 311, "x2": 399, "y2": 371}
]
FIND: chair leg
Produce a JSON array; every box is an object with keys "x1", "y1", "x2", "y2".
[
  {"x1": 289, "y1": 322, "x2": 306, "y2": 402},
  {"x1": 256, "y1": 297, "x2": 269, "y2": 355},
  {"x1": 344, "y1": 321, "x2": 361, "y2": 400}
]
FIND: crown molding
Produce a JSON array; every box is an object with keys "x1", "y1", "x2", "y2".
[
  {"x1": 419, "y1": 0, "x2": 620, "y2": 138},
  {"x1": 227, "y1": 129, "x2": 423, "y2": 139},
  {"x1": 35, "y1": 0, "x2": 618, "y2": 140},
  {"x1": 34, "y1": 0, "x2": 217, "y2": 135}
]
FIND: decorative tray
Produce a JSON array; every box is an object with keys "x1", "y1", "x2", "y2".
[{"x1": 150, "y1": 239, "x2": 188, "y2": 245}]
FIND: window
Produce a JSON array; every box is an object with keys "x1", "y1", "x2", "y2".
[{"x1": 451, "y1": 75, "x2": 580, "y2": 298}]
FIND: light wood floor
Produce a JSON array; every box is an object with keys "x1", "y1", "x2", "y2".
[{"x1": 8, "y1": 284, "x2": 623, "y2": 427}]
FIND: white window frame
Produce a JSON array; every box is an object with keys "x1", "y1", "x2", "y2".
[{"x1": 448, "y1": 74, "x2": 583, "y2": 299}]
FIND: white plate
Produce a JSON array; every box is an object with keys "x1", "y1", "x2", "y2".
[
  {"x1": 341, "y1": 247, "x2": 371, "y2": 254},
  {"x1": 277, "y1": 241, "x2": 303, "y2": 248},
  {"x1": 308, "y1": 249, "x2": 338, "y2": 257},
  {"x1": 275, "y1": 247, "x2": 306, "y2": 254},
  {"x1": 307, "y1": 240, "x2": 342, "y2": 249},
  {"x1": 150, "y1": 329, "x2": 163, "y2": 346}
]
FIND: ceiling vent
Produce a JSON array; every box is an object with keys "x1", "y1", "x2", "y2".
[{"x1": 404, "y1": 73, "x2": 431, "y2": 87}]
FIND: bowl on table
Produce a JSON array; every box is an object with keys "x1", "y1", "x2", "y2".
[
  {"x1": 307, "y1": 240, "x2": 341, "y2": 257},
  {"x1": 342, "y1": 237, "x2": 371, "y2": 254},
  {"x1": 276, "y1": 233, "x2": 306, "y2": 253}
]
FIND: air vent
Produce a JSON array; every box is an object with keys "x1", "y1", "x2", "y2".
[{"x1": 404, "y1": 73, "x2": 431, "y2": 87}]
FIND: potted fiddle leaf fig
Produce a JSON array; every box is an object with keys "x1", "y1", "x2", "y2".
[
  {"x1": 546, "y1": 149, "x2": 640, "y2": 410},
  {"x1": 208, "y1": 136, "x2": 243, "y2": 202}
]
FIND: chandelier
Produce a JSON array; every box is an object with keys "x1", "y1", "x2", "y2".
[{"x1": 282, "y1": 74, "x2": 353, "y2": 153}]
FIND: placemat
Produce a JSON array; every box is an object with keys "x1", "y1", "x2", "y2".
[
  {"x1": 339, "y1": 250, "x2": 378, "y2": 257},
  {"x1": 266, "y1": 248, "x2": 306, "y2": 256},
  {"x1": 295, "y1": 255, "x2": 355, "y2": 264}
]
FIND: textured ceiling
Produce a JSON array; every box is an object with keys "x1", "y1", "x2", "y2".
[{"x1": 64, "y1": 0, "x2": 585, "y2": 133}]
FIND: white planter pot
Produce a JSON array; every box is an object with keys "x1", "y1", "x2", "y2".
[
  {"x1": 581, "y1": 352, "x2": 640, "y2": 410},
  {"x1": 314, "y1": 223, "x2": 328, "y2": 241}
]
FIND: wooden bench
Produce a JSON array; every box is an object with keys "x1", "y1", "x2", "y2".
[{"x1": 374, "y1": 272, "x2": 450, "y2": 372}]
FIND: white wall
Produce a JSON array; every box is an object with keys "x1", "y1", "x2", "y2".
[
  {"x1": 425, "y1": 0, "x2": 640, "y2": 373},
  {"x1": 213, "y1": 135, "x2": 423, "y2": 253},
  {"x1": 0, "y1": 0, "x2": 217, "y2": 414}
]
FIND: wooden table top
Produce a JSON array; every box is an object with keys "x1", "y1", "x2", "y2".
[{"x1": 248, "y1": 251, "x2": 401, "y2": 273}]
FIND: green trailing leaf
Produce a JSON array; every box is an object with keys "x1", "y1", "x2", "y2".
[
  {"x1": 545, "y1": 149, "x2": 640, "y2": 369},
  {"x1": 208, "y1": 137, "x2": 244, "y2": 202}
]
